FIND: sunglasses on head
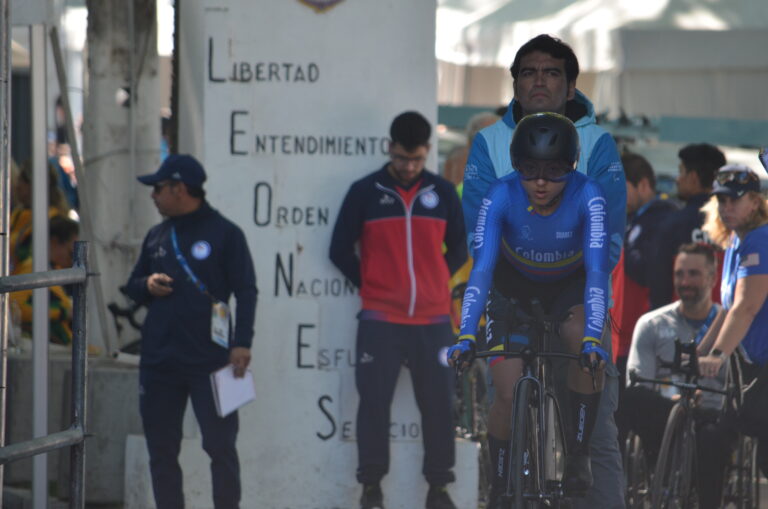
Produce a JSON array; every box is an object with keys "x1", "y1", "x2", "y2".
[{"x1": 715, "y1": 170, "x2": 758, "y2": 186}]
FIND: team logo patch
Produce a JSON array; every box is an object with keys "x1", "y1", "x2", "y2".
[
  {"x1": 420, "y1": 191, "x2": 439, "y2": 209},
  {"x1": 298, "y1": 0, "x2": 344, "y2": 12},
  {"x1": 191, "y1": 241, "x2": 211, "y2": 260}
]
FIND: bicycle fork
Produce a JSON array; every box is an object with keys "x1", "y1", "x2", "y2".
[{"x1": 506, "y1": 371, "x2": 545, "y2": 503}]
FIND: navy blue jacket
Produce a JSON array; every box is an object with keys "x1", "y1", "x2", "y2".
[
  {"x1": 625, "y1": 198, "x2": 679, "y2": 287},
  {"x1": 649, "y1": 193, "x2": 711, "y2": 309},
  {"x1": 125, "y1": 202, "x2": 258, "y2": 371}
]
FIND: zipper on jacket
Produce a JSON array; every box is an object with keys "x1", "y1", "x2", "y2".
[{"x1": 375, "y1": 182, "x2": 435, "y2": 317}]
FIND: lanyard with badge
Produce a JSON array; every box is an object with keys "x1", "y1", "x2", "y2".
[
  {"x1": 171, "y1": 226, "x2": 230, "y2": 349},
  {"x1": 692, "y1": 305, "x2": 718, "y2": 345}
]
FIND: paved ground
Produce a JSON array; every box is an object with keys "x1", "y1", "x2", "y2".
[{"x1": 4, "y1": 479, "x2": 768, "y2": 508}]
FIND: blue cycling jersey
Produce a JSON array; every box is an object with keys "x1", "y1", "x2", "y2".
[
  {"x1": 459, "y1": 171, "x2": 610, "y2": 343},
  {"x1": 721, "y1": 224, "x2": 768, "y2": 366}
]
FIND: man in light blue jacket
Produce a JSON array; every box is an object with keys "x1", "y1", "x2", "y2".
[{"x1": 462, "y1": 34, "x2": 626, "y2": 508}]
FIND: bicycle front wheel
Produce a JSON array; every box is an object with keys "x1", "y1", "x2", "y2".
[
  {"x1": 624, "y1": 431, "x2": 651, "y2": 509},
  {"x1": 723, "y1": 433, "x2": 760, "y2": 509},
  {"x1": 650, "y1": 403, "x2": 697, "y2": 509},
  {"x1": 509, "y1": 379, "x2": 539, "y2": 508}
]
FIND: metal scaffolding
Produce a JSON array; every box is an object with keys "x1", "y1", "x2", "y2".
[{"x1": 0, "y1": 242, "x2": 91, "y2": 509}]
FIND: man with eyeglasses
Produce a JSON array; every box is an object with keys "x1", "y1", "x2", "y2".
[
  {"x1": 330, "y1": 111, "x2": 467, "y2": 509},
  {"x1": 460, "y1": 34, "x2": 626, "y2": 508},
  {"x1": 124, "y1": 154, "x2": 258, "y2": 509}
]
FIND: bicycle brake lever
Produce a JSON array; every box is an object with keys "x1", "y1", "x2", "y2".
[
  {"x1": 589, "y1": 361, "x2": 598, "y2": 391},
  {"x1": 453, "y1": 367, "x2": 462, "y2": 392}
]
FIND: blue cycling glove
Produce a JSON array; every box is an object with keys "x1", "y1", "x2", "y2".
[
  {"x1": 447, "y1": 338, "x2": 476, "y2": 365},
  {"x1": 580, "y1": 340, "x2": 608, "y2": 370}
]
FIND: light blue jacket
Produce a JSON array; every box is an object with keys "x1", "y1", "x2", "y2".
[{"x1": 462, "y1": 91, "x2": 626, "y2": 268}]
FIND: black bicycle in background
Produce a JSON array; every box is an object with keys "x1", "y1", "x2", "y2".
[
  {"x1": 628, "y1": 340, "x2": 759, "y2": 509},
  {"x1": 453, "y1": 355, "x2": 491, "y2": 506},
  {"x1": 457, "y1": 298, "x2": 594, "y2": 508},
  {"x1": 718, "y1": 351, "x2": 761, "y2": 509}
]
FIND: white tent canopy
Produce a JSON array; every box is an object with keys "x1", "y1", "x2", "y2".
[{"x1": 437, "y1": 0, "x2": 768, "y2": 120}]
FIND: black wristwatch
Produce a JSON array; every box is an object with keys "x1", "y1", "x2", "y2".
[{"x1": 710, "y1": 348, "x2": 727, "y2": 359}]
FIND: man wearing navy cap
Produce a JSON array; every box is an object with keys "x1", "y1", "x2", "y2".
[{"x1": 125, "y1": 154, "x2": 258, "y2": 509}]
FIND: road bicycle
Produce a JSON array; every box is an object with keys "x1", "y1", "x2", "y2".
[
  {"x1": 629, "y1": 340, "x2": 729, "y2": 509},
  {"x1": 459, "y1": 298, "x2": 593, "y2": 508},
  {"x1": 720, "y1": 351, "x2": 761, "y2": 509},
  {"x1": 623, "y1": 429, "x2": 651, "y2": 509},
  {"x1": 454, "y1": 355, "x2": 491, "y2": 505}
]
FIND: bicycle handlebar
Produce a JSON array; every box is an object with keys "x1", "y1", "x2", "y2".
[
  {"x1": 628, "y1": 369, "x2": 727, "y2": 396},
  {"x1": 473, "y1": 350, "x2": 579, "y2": 361},
  {"x1": 453, "y1": 348, "x2": 580, "y2": 375}
]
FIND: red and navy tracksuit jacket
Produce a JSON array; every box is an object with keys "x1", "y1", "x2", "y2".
[{"x1": 330, "y1": 165, "x2": 467, "y2": 324}]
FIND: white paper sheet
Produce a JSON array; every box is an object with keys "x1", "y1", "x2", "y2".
[{"x1": 210, "y1": 365, "x2": 256, "y2": 417}]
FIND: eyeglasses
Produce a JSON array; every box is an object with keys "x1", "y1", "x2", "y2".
[
  {"x1": 517, "y1": 162, "x2": 572, "y2": 182},
  {"x1": 391, "y1": 154, "x2": 426, "y2": 167},
  {"x1": 715, "y1": 170, "x2": 758, "y2": 186}
]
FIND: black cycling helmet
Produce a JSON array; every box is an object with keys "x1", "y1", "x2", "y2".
[{"x1": 510, "y1": 112, "x2": 580, "y2": 170}]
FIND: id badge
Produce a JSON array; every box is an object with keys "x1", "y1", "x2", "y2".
[{"x1": 211, "y1": 301, "x2": 230, "y2": 348}]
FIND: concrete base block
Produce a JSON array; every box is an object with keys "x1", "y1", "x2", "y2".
[
  {"x1": 57, "y1": 359, "x2": 144, "y2": 503},
  {"x1": 5, "y1": 355, "x2": 143, "y2": 504},
  {"x1": 124, "y1": 434, "x2": 479, "y2": 509},
  {"x1": 5, "y1": 353, "x2": 73, "y2": 485}
]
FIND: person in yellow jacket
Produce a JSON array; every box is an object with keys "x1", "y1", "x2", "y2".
[
  {"x1": 9, "y1": 161, "x2": 70, "y2": 272},
  {"x1": 10, "y1": 215, "x2": 79, "y2": 345}
]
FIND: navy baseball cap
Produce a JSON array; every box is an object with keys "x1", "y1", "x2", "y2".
[
  {"x1": 137, "y1": 154, "x2": 207, "y2": 188},
  {"x1": 711, "y1": 164, "x2": 760, "y2": 199}
]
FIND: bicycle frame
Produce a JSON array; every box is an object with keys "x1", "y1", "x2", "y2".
[
  {"x1": 629, "y1": 340, "x2": 729, "y2": 509},
  {"x1": 473, "y1": 299, "x2": 580, "y2": 505}
]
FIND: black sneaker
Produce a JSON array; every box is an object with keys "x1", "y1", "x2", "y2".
[
  {"x1": 360, "y1": 484, "x2": 384, "y2": 509},
  {"x1": 426, "y1": 485, "x2": 457, "y2": 509},
  {"x1": 563, "y1": 454, "x2": 593, "y2": 497},
  {"x1": 486, "y1": 479, "x2": 506, "y2": 509},
  {"x1": 485, "y1": 492, "x2": 505, "y2": 509}
]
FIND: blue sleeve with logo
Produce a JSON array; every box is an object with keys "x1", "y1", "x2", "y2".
[
  {"x1": 586, "y1": 133, "x2": 625, "y2": 269},
  {"x1": 737, "y1": 227, "x2": 768, "y2": 278},
  {"x1": 458, "y1": 182, "x2": 507, "y2": 339},
  {"x1": 462, "y1": 134, "x2": 500, "y2": 252},
  {"x1": 579, "y1": 181, "x2": 610, "y2": 341}
]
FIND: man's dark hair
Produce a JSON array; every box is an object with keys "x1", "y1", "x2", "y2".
[
  {"x1": 390, "y1": 111, "x2": 431, "y2": 151},
  {"x1": 622, "y1": 152, "x2": 656, "y2": 190},
  {"x1": 677, "y1": 242, "x2": 717, "y2": 269},
  {"x1": 186, "y1": 185, "x2": 206, "y2": 200},
  {"x1": 49, "y1": 215, "x2": 79, "y2": 244},
  {"x1": 678, "y1": 144, "x2": 726, "y2": 189},
  {"x1": 510, "y1": 34, "x2": 579, "y2": 83}
]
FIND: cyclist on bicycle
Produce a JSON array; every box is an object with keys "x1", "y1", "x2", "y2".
[
  {"x1": 617, "y1": 243, "x2": 730, "y2": 508},
  {"x1": 448, "y1": 112, "x2": 609, "y2": 505}
]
